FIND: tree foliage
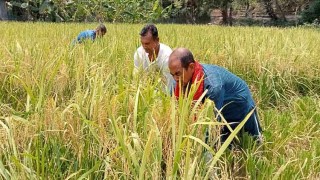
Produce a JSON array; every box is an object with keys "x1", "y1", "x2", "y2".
[
  {"x1": 6, "y1": 0, "x2": 171, "y2": 23},
  {"x1": 3, "y1": 0, "x2": 317, "y2": 25},
  {"x1": 301, "y1": 0, "x2": 320, "y2": 23},
  {"x1": 166, "y1": 0, "x2": 216, "y2": 23}
]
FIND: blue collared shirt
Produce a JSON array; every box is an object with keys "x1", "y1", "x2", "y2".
[
  {"x1": 76, "y1": 30, "x2": 96, "y2": 43},
  {"x1": 202, "y1": 64, "x2": 256, "y2": 122}
]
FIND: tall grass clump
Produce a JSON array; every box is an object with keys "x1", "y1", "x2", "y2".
[{"x1": 0, "y1": 22, "x2": 319, "y2": 179}]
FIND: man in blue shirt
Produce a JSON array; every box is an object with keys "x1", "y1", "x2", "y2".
[
  {"x1": 74, "y1": 24, "x2": 107, "y2": 43},
  {"x1": 168, "y1": 48, "x2": 262, "y2": 144}
]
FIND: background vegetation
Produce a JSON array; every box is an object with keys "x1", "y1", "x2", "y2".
[
  {"x1": 0, "y1": 22, "x2": 319, "y2": 179},
  {"x1": 1, "y1": 0, "x2": 320, "y2": 25}
]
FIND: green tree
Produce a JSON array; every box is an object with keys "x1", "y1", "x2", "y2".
[
  {"x1": 6, "y1": 0, "x2": 70, "y2": 21},
  {"x1": 301, "y1": 0, "x2": 320, "y2": 23},
  {"x1": 259, "y1": 0, "x2": 311, "y2": 22},
  {"x1": 217, "y1": 0, "x2": 233, "y2": 25},
  {"x1": 6, "y1": 0, "x2": 170, "y2": 23},
  {"x1": 163, "y1": 0, "x2": 215, "y2": 23},
  {"x1": 261, "y1": 0, "x2": 278, "y2": 20}
]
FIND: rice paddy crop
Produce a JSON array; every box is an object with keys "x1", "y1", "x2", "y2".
[{"x1": 0, "y1": 22, "x2": 319, "y2": 179}]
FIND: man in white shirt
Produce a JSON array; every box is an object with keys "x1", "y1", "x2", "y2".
[{"x1": 133, "y1": 24, "x2": 174, "y2": 93}]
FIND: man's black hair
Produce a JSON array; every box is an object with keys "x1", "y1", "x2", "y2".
[
  {"x1": 180, "y1": 50, "x2": 195, "y2": 69},
  {"x1": 97, "y1": 24, "x2": 107, "y2": 33},
  {"x1": 139, "y1": 24, "x2": 158, "y2": 39}
]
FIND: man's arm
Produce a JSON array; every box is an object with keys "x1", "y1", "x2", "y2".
[
  {"x1": 163, "y1": 70, "x2": 175, "y2": 95},
  {"x1": 133, "y1": 50, "x2": 143, "y2": 75},
  {"x1": 206, "y1": 85, "x2": 224, "y2": 111},
  {"x1": 77, "y1": 32, "x2": 84, "y2": 43},
  {"x1": 90, "y1": 30, "x2": 97, "y2": 41},
  {"x1": 160, "y1": 47, "x2": 174, "y2": 94}
]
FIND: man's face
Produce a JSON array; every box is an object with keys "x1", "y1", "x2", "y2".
[
  {"x1": 140, "y1": 32, "x2": 159, "y2": 54},
  {"x1": 169, "y1": 56, "x2": 195, "y2": 88}
]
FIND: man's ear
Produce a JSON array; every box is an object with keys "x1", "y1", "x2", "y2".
[{"x1": 188, "y1": 62, "x2": 195, "y2": 70}]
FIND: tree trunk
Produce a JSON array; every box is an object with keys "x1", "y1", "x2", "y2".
[
  {"x1": 245, "y1": 0, "x2": 256, "y2": 18},
  {"x1": 221, "y1": 8, "x2": 228, "y2": 24},
  {"x1": 245, "y1": 1, "x2": 250, "y2": 17},
  {"x1": 186, "y1": 0, "x2": 197, "y2": 23},
  {"x1": 262, "y1": 0, "x2": 278, "y2": 21},
  {"x1": 0, "y1": 0, "x2": 8, "y2": 20},
  {"x1": 275, "y1": 0, "x2": 286, "y2": 21},
  {"x1": 221, "y1": 1, "x2": 228, "y2": 25},
  {"x1": 229, "y1": 4, "x2": 233, "y2": 26}
]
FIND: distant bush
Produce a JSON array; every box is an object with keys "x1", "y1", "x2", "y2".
[{"x1": 301, "y1": 0, "x2": 320, "y2": 24}]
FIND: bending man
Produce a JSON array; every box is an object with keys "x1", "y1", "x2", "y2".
[{"x1": 168, "y1": 48, "x2": 262, "y2": 143}]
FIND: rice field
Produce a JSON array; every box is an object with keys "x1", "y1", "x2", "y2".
[{"x1": 0, "y1": 22, "x2": 319, "y2": 179}]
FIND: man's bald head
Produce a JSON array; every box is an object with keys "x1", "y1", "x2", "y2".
[
  {"x1": 169, "y1": 48, "x2": 195, "y2": 68},
  {"x1": 168, "y1": 48, "x2": 196, "y2": 87}
]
